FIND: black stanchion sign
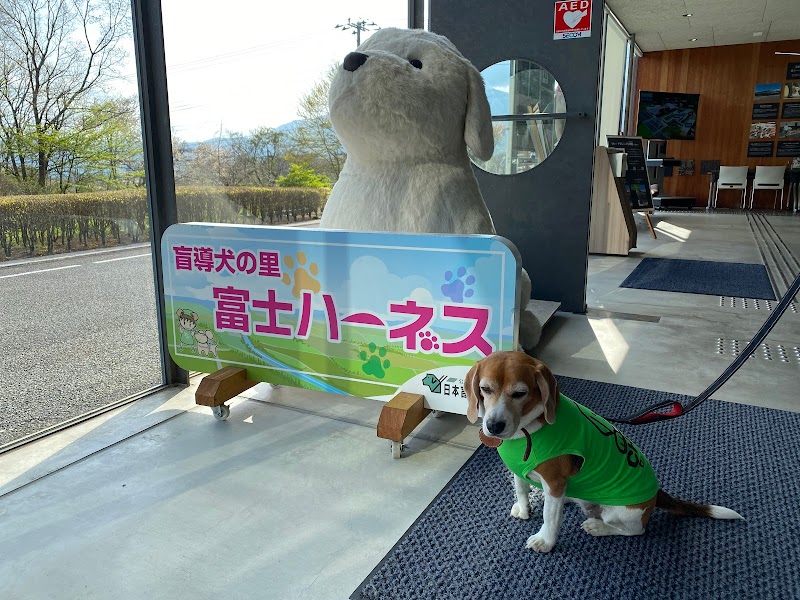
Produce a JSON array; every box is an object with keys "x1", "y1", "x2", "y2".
[{"x1": 606, "y1": 136, "x2": 654, "y2": 209}]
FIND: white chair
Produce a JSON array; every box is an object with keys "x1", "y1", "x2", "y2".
[
  {"x1": 749, "y1": 166, "x2": 786, "y2": 209},
  {"x1": 713, "y1": 166, "x2": 748, "y2": 208}
]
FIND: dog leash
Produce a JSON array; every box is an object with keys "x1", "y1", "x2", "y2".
[{"x1": 608, "y1": 271, "x2": 800, "y2": 426}]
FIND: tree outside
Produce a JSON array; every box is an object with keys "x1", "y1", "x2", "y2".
[
  {"x1": 276, "y1": 163, "x2": 330, "y2": 188},
  {"x1": 0, "y1": 0, "x2": 132, "y2": 190},
  {"x1": 291, "y1": 63, "x2": 346, "y2": 184},
  {"x1": 1, "y1": 1, "x2": 346, "y2": 261}
]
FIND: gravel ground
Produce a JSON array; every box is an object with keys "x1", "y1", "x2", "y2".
[{"x1": 0, "y1": 245, "x2": 163, "y2": 446}]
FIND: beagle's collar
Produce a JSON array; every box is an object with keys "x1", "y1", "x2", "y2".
[{"x1": 479, "y1": 427, "x2": 532, "y2": 461}]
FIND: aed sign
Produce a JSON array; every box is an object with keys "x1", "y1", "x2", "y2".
[{"x1": 554, "y1": 0, "x2": 592, "y2": 40}]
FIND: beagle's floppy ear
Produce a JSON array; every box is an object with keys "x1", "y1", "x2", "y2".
[
  {"x1": 465, "y1": 361, "x2": 483, "y2": 423},
  {"x1": 534, "y1": 363, "x2": 560, "y2": 425},
  {"x1": 463, "y1": 63, "x2": 494, "y2": 161}
]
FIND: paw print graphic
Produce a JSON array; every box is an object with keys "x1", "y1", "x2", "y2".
[
  {"x1": 281, "y1": 251, "x2": 321, "y2": 298},
  {"x1": 419, "y1": 330, "x2": 440, "y2": 353},
  {"x1": 441, "y1": 266, "x2": 476, "y2": 303},
  {"x1": 360, "y1": 342, "x2": 391, "y2": 379}
]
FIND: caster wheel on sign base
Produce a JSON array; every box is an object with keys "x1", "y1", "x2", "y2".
[
  {"x1": 391, "y1": 441, "x2": 404, "y2": 459},
  {"x1": 212, "y1": 404, "x2": 230, "y2": 421}
]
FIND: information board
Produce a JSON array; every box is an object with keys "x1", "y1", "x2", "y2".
[
  {"x1": 747, "y1": 141, "x2": 774, "y2": 157},
  {"x1": 752, "y1": 103, "x2": 779, "y2": 120},
  {"x1": 777, "y1": 141, "x2": 800, "y2": 157},
  {"x1": 782, "y1": 103, "x2": 800, "y2": 119},
  {"x1": 162, "y1": 224, "x2": 521, "y2": 414},
  {"x1": 606, "y1": 136, "x2": 653, "y2": 209}
]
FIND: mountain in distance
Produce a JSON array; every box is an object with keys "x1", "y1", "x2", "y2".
[
  {"x1": 486, "y1": 87, "x2": 510, "y2": 116},
  {"x1": 180, "y1": 119, "x2": 306, "y2": 150},
  {"x1": 275, "y1": 119, "x2": 304, "y2": 134}
]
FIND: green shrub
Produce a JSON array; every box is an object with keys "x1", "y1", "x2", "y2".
[
  {"x1": 275, "y1": 164, "x2": 331, "y2": 188},
  {"x1": 0, "y1": 185, "x2": 329, "y2": 260}
]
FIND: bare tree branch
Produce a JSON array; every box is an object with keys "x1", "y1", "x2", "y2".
[{"x1": 0, "y1": 0, "x2": 130, "y2": 187}]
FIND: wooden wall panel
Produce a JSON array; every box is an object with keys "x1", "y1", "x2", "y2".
[{"x1": 634, "y1": 40, "x2": 800, "y2": 209}]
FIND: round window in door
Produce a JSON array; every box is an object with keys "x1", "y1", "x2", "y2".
[{"x1": 470, "y1": 59, "x2": 566, "y2": 175}]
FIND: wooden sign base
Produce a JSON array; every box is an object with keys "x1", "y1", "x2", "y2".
[
  {"x1": 195, "y1": 369, "x2": 432, "y2": 458},
  {"x1": 376, "y1": 393, "x2": 431, "y2": 459},
  {"x1": 195, "y1": 366, "x2": 257, "y2": 421}
]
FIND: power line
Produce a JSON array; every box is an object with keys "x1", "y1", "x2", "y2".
[
  {"x1": 168, "y1": 32, "x2": 324, "y2": 73},
  {"x1": 334, "y1": 18, "x2": 378, "y2": 47},
  {"x1": 117, "y1": 31, "x2": 326, "y2": 80}
]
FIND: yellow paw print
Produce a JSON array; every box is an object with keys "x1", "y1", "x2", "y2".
[{"x1": 281, "y1": 251, "x2": 321, "y2": 298}]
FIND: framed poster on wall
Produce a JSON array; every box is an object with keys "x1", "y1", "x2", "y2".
[
  {"x1": 784, "y1": 81, "x2": 800, "y2": 100},
  {"x1": 752, "y1": 103, "x2": 779, "y2": 119},
  {"x1": 783, "y1": 103, "x2": 800, "y2": 119},
  {"x1": 787, "y1": 62, "x2": 800, "y2": 80},
  {"x1": 779, "y1": 121, "x2": 800, "y2": 139},
  {"x1": 749, "y1": 122, "x2": 776, "y2": 139},
  {"x1": 755, "y1": 83, "x2": 782, "y2": 101},
  {"x1": 747, "y1": 141, "x2": 774, "y2": 157},
  {"x1": 777, "y1": 141, "x2": 800, "y2": 157}
]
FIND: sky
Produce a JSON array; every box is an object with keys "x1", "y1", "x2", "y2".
[{"x1": 117, "y1": 0, "x2": 407, "y2": 142}]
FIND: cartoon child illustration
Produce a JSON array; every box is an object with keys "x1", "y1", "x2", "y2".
[{"x1": 176, "y1": 309, "x2": 199, "y2": 349}]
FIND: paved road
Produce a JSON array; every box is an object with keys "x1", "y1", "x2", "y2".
[{"x1": 0, "y1": 245, "x2": 163, "y2": 446}]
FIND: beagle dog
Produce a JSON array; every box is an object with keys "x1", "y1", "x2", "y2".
[{"x1": 465, "y1": 351, "x2": 743, "y2": 553}]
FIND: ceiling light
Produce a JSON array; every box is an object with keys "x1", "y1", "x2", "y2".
[
  {"x1": 690, "y1": 38, "x2": 698, "y2": 41},
  {"x1": 753, "y1": 31, "x2": 763, "y2": 36}
]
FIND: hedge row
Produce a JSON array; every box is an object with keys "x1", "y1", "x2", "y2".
[{"x1": 0, "y1": 186, "x2": 329, "y2": 259}]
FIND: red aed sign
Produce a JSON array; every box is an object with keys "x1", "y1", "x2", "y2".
[{"x1": 554, "y1": 0, "x2": 592, "y2": 40}]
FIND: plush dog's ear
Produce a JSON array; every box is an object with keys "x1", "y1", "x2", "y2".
[
  {"x1": 465, "y1": 361, "x2": 483, "y2": 423},
  {"x1": 464, "y1": 63, "x2": 494, "y2": 161},
  {"x1": 535, "y1": 363, "x2": 560, "y2": 425}
]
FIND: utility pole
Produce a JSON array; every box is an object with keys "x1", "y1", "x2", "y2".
[{"x1": 335, "y1": 18, "x2": 378, "y2": 47}]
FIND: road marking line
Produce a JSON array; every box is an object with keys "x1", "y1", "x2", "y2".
[
  {"x1": 0, "y1": 264, "x2": 81, "y2": 279},
  {"x1": 93, "y1": 253, "x2": 151, "y2": 264}
]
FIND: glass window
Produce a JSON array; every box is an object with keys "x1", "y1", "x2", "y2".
[
  {"x1": 0, "y1": 0, "x2": 162, "y2": 448},
  {"x1": 161, "y1": 1, "x2": 407, "y2": 227},
  {"x1": 470, "y1": 59, "x2": 566, "y2": 175},
  {"x1": 598, "y1": 15, "x2": 629, "y2": 146}
]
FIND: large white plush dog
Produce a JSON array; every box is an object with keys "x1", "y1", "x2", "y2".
[{"x1": 321, "y1": 27, "x2": 541, "y2": 350}]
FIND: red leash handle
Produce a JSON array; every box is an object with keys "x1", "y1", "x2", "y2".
[
  {"x1": 611, "y1": 400, "x2": 684, "y2": 425},
  {"x1": 608, "y1": 272, "x2": 800, "y2": 427}
]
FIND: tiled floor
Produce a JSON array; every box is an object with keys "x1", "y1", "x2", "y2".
[{"x1": 1, "y1": 211, "x2": 798, "y2": 599}]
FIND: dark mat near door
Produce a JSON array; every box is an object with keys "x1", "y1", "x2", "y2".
[
  {"x1": 352, "y1": 376, "x2": 799, "y2": 600},
  {"x1": 619, "y1": 258, "x2": 776, "y2": 300}
]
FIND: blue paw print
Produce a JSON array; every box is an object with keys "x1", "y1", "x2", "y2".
[{"x1": 441, "y1": 267, "x2": 475, "y2": 303}]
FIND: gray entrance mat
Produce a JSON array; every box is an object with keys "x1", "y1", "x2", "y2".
[
  {"x1": 620, "y1": 258, "x2": 776, "y2": 300},
  {"x1": 352, "y1": 376, "x2": 799, "y2": 600}
]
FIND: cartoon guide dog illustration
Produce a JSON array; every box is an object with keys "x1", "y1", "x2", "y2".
[{"x1": 176, "y1": 309, "x2": 219, "y2": 357}]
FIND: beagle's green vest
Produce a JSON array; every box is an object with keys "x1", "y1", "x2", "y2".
[{"x1": 497, "y1": 394, "x2": 659, "y2": 505}]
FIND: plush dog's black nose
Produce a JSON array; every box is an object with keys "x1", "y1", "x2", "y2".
[
  {"x1": 486, "y1": 420, "x2": 506, "y2": 436},
  {"x1": 343, "y1": 52, "x2": 368, "y2": 72}
]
